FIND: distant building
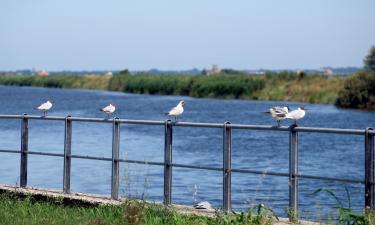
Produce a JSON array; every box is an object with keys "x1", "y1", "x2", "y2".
[
  {"x1": 37, "y1": 70, "x2": 49, "y2": 76},
  {"x1": 321, "y1": 68, "x2": 334, "y2": 77},
  {"x1": 106, "y1": 72, "x2": 113, "y2": 76},
  {"x1": 202, "y1": 64, "x2": 221, "y2": 76}
]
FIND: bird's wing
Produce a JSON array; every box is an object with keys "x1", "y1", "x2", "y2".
[
  {"x1": 109, "y1": 105, "x2": 115, "y2": 113},
  {"x1": 272, "y1": 107, "x2": 288, "y2": 116},
  {"x1": 101, "y1": 105, "x2": 112, "y2": 112},
  {"x1": 168, "y1": 106, "x2": 180, "y2": 115},
  {"x1": 285, "y1": 110, "x2": 298, "y2": 119},
  {"x1": 38, "y1": 102, "x2": 49, "y2": 110}
]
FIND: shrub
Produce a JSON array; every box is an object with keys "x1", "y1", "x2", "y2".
[{"x1": 336, "y1": 71, "x2": 375, "y2": 109}]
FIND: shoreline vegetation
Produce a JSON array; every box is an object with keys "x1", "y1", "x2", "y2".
[
  {"x1": 0, "y1": 70, "x2": 374, "y2": 109},
  {"x1": 1, "y1": 192, "x2": 375, "y2": 225},
  {"x1": 0, "y1": 192, "x2": 281, "y2": 225}
]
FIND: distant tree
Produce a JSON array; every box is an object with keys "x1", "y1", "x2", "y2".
[
  {"x1": 364, "y1": 46, "x2": 375, "y2": 72},
  {"x1": 119, "y1": 69, "x2": 130, "y2": 74},
  {"x1": 221, "y1": 69, "x2": 244, "y2": 75}
]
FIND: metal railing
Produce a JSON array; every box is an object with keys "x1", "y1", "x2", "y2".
[{"x1": 0, "y1": 114, "x2": 374, "y2": 219}]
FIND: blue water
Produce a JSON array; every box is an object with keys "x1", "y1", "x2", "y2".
[{"x1": 0, "y1": 85, "x2": 374, "y2": 221}]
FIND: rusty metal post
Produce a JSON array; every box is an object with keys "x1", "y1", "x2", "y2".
[
  {"x1": 20, "y1": 113, "x2": 28, "y2": 187},
  {"x1": 289, "y1": 124, "x2": 298, "y2": 219},
  {"x1": 63, "y1": 115, "x2": 72, "y2": 194},
  {"x1": 111, "y1": 117, "x2": 120, "y2": 199},
  {"x1": 164, "y1": 120, "x2": 173, "y2": 205},
  {"x1": 223, "y1": 121, "x2": 232, "y2": 211},
  {"x1": 365, "y1": 127, "x2": 374, "y2": 209}
]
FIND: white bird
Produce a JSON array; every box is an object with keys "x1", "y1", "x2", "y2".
[
  {"x1": 264, "y1": 106, "x2": 289, "y2": 127},
  {"x1": 100, "y1": 103, "x2": 116, "y2": 118},
  {"x1": 165, "y1": 100, "x2": 185, "y2": 121},
  {"x1": 194, "y1": 201, "x2": 213, "y2": 210},
  {"x1": 35, "y1": 100, "x2": 53, "y2": 117},
  {"x1": 286, "y1": 107, "x2": 306, "y2": 125}
]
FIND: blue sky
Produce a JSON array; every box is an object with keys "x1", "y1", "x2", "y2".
[{"x1": 1, "y1": 0, "x2": 374, "y2": 71}]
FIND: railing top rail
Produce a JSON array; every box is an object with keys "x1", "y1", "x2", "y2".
[{"x1": 0, "y1": 114, "x2": 373, "y2": 135}]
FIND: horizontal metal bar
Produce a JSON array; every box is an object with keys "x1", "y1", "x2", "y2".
[
  {"x1": 118, "y1": 159, "x2": 164, "y2": 166},
  {"x1": 120, "y1": 119, "x2": 164, "y2": 126},
  {"x1": 172, "y1": 163, "x2": 223, "y2": 171},
  {"x1": 71, "y1": 154, "x2": 112, "y2": 161},
  {"x1": 27, "y1": 151, "x2": 64, "y2": 157},
  {"x1": 294, "y1": 127, "x2": 365, "y2": 135},
  {"x1": 22, "y1": 115, "x2": 66, "y2": 121},
  {"x1": 228, "y1": 124, "x2": 366, "y2": 135},
  {"x1": 297, "y1": 174, "x2": 365, "y2": 184},
  {"x1": 68, "y1": 117, "x2": 114, "y2": 123},
  {"x1": 0, "y1": 115, "x2": 23, "y2": 119},
  {"x1": 173, "y1": 122, "x2": 223, "y2": 128},
  {"x1": 0, "y1": 114, "x2": 374, "y2": 135},
  {"x1": 229, "y1": 124, "x2": 290, "y2": 131},
  {"x1": 231, "y1": 168, "x2": 290, "y2": 177},
  {"x1": 232, "y1": 167, "x2": 364, "y2": 184},
  {"x1": 0, "y1": 149, "x2": 21, "y2": 154}
]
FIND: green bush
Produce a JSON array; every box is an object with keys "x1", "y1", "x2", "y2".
[
  {"x1": 336, "y1": 71, "x2": 375, "y2": 109},
  {"x1": 190, "y1": 74, "x2": 264, "y2": 98},
  {"x1": 108, "y1": 73, "x2": 265, "y2": 99}
]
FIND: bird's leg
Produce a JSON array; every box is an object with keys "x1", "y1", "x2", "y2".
[
  {"x1": 277, "y1": 120, "x2": 281, "y2": 127},
  {"x1": 44, "y1": 111, "x2": 46, "y2": 117},
  {"x1": 294, "y1": 120, "x2": 297, "y2": 125},
  {"x1": 175, "y1": 116, "x2": 177, "y2": 122}
]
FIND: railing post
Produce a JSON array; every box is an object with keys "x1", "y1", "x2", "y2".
[
  {"x1": 223, "y1": 121, "x2": 232, "y2": 212},
  {"x1": 20, "y1": 113, "x2": 28, "y2": 187},
  {"x1": 164, "y1": 120, "x2": 173, "y2": 205},
  {"x1": 111, "y1": 117, "x2": 120, "y2": 200},
  {"x1": 63, "y1": 115, "x2": 72, "y2": 194},
  {"x1": 289, "y1": 124, "x2": 298, "y2": 220},
  {"x1": 365, "y1": 127, "x2": 374, "y2": 209}
]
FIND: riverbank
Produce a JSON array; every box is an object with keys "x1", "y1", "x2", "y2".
[
  {"x1": 0, "y1": 72, "x2": 347, "y2": 105},
  {"x1": 0, "y1": 184, "x2": 345, "y2": 225},
  {"x1": 0, "y1": 185, "x2": 288, "y2": 225}
]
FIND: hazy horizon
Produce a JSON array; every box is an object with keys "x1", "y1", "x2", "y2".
[{"x1": 1, "y1": 0, "x2": 374, "y2": 71}]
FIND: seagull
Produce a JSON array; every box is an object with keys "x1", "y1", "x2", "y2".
[
  {"x1": 194, "y1": 201, "x2": 213, "y2": 210},
  {"x1": 100, "y1": 103, "x2": 116, "y2": 118},
  {"x1": 264, "y1": 106, "x2": 289, "y2": 127},
  {"x1": 35, "y1": 100, "x2": 53, "y2": 117},
  {"x1": 165, "y1": 100, "x2": 185, "y2": 121},
  {"x1": 286, "y1": 107, "x2": 306, "y2": 125}
]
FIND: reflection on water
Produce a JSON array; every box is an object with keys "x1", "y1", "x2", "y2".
[{"x1": 0, "y1": 85, "x2": 374, "y2": 220}]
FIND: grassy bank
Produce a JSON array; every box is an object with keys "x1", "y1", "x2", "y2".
[
  {"x1": 2, "y1": 192, "x2": 375, "y2": 225},
  {"x1": 108, "y1": 72, "x2": 345, "y2": 104},
  {"x1": 0, "y1": 72, "x2": 346, "y2": 105},
  {"x1": 0, "y1": 74, "x2": 111, "y2": 90},
  {"x1": 253, "y1": 73, "x2": 344, "y2": 104},
  {"x1": 0, "y1": 193, "x2": 280, "y2": 225}
]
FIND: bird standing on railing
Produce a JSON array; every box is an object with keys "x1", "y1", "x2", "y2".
[
  {"x1": 35, "y1": 100, "x2": 53, "y2": 117},
  {"x1": 100, "y1": 103, "x2": 116, "y2": 119},
  {"x1": 165, "y1": 100, "x2": 185, "y2": 122},
  {"x1": 286, "y1": 107, "x2": 306, "y2": 125},
  {"x1": 264, "y1": 106, "x2": 289, "y2": 127}
]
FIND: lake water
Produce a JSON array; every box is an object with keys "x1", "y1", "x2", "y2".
[{"x1": 0, "y1": 85, "x2": 374, "y2": 221}]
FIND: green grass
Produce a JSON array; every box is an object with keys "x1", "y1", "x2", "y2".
[
  {"x1": 0, "y1": 74, "x2": 111, "y2": 90},
  {"x1": 2, "y1": 191, "x2": 375, "y2": 224},
  {"x1": 0, "y1": 193, "x2": 280, "y2": 225}
]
